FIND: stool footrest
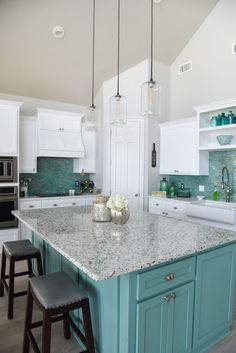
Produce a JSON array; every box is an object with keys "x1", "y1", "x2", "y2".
[
  {"x1": 68, "y1": 316, "x2": 86, "y2": 347},
  {"x1": 14, "y1": 290, "x2": 28, "y2": 298},
  {"x1": 27, "y1": 330, "x2": 41, "y2": 353}
]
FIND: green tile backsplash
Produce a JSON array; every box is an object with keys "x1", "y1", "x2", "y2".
[
  {"x1": 170, "y1": 151, "x2": 236, "y2": 202},
  {"x1": 20, "y1": 158, "x2": 90, "y2": 196}
]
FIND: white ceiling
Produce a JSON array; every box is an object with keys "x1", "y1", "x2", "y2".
[{"x1": 0, "y1": 0, "x2": 219, "y2": 105}]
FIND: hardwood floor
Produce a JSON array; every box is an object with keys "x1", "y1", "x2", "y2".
[
  {"x1": 0, "y1": 256, "x2": 235, "y2": 353},
  {"x1": 0, "y1": 258, "x2": 81, "y2": 353}
]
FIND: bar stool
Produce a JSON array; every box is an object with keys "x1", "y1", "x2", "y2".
[
  {"x1": 0, "y1": 239, "x2": 43, "y2": 319},
  {"x1": 23, "y1": 271, "x2": 95, "y2": 353}
]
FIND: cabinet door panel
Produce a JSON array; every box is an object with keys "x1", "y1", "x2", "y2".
[
  {"x1": 170, "y1": 282, "x2": 194, "y2": 353},
  {"x1": 62, "y1": 117, "x2": 81, "y2": 132},
  {"x1": 39, "y1": 115, "x2": 61, "y2": 131},
  {"x1": 160, "y1": 121, "x2": 197, "y2": 175},
  {"x1": 0, "y1": 107, "x2": 18, "y2": 154},
  {"x1": 20, "y1": 117, "x2": 37, "y2": 173},
  {"x1": 136, "y1": 294, "x2": 168, "y2": 353},
  {"x1": 193, "y1": 244, "x2": 236, "y2": 348}
]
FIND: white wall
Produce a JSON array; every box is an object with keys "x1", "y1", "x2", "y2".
[{"x1": 170, "y1": 0, "x2": 236, "y2": 120}]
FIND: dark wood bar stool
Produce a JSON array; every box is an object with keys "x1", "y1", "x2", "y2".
[
  {"x1": 0, "y1": 239, "x2": 43, "y2": 319},
  {"x1": 23, "y1": 271, "x2": 95, "y2": 353}
]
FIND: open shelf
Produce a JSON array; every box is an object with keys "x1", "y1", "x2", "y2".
[
  {"x1": 199, "y1": 124, "x2": 236, "y2": 133},
  {"x1": 198, "y1": 144, "x2": 236, "y2": 151}
]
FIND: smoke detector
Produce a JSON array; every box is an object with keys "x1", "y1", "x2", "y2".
[{"x1": 52, "y1": 26, "x2": 65, "y2": 39}]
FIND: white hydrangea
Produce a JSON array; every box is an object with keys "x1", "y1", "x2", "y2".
[{"x1": 107, "y1": 194, "x2": 128, "y2": 211}]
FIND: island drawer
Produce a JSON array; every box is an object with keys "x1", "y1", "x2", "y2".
[
  {"x1": 136, "y1": 257, "x2": 196, "y2": 301},
  {"x1": 19, "y1": 200, "x2": 42, "y2": 210}
]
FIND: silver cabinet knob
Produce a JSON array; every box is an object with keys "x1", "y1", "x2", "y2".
[
  {"x1": 72, "y1": 203, "x2": 76, "y2": 205},
  {"x1": 29, "y1": 205, "x2": 35, "y2": 208},
  {"x1": 135, "y1": 194, "x2": 140, "y2": 197},
  {"x1": 155, "y1": 203, "x2": 159, "y2": 206},
  {"x1": 53, "y1": 204, "x2": 58, "y2": 207},
  {"x1": 173, "y1": 206, "x2": 178, "y2": 210},
  {"x1": 165, "y1": 273, "x2": 175, "y2": 281}
]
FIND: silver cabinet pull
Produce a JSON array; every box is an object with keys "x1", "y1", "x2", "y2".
[
  {"x1": 162, "y1": 212, "x2": 169, "y2": 216},
  {"x1": 174, "y1": 170, "x2": 179, "y2": 173},
  {"x1": 135, "y1": 193, "x2": 140, "y2": 197},
  {"x1": 164, "y1": 294, "x2": 172, "y2": 302},
  {"x1": 72, "y1": 203, "x2": 76, "y2": 205},
  {"x1": 173, "y1": 206, "x2": 178, "y2": 210},
  {"x1": 53, "y1": 204, "x2": 58, "y2": 207},
  {"x1": 29, "y1": 205, "x2": 35, "y2": 208},
  {"x1": 164, "y1": 293, "x2": 176, "y2": 302},
  {"x1": 155, "y1": 203, "x2": 159, "y2": 206},
  {"x1": 165, "y1": 273, "x2": 175, "y2": 281}
]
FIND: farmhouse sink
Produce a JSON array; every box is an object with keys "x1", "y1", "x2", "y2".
[{"x1": 186, "y1": 200, "x2": 236, "y2": 224}]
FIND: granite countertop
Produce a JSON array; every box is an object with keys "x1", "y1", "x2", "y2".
[{"x1": 13, "y1": 207, "x2": 236, "y2": 281}]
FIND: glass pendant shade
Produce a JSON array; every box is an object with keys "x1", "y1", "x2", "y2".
[
  {"x1": 141, "y1": 80, "x2": 161, "y2": 117},
  {"x1": 84, "y1": 105, "x2": 99, "y2": 130},
  {"x1": 110, "y1": 94, "x2": 127, "y2": 125}
]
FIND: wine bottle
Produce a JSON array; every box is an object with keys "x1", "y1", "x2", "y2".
[{"x1": 151, "y1": 143, "x2": 156, "y2": 167}]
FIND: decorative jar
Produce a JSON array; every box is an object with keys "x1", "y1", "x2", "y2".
[{"x1": 110, "y1": 208, "x2": 130, "y2": 225}]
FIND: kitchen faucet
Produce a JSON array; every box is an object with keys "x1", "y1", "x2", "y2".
[{"x1": 221, "y1": 166, "x2": 231, "y2": 202}]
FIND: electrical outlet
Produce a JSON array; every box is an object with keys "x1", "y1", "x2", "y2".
[
  {"x1": 199, "y1": 185, "x2": 205, "y2": 192},
  {"x1": 75, "y1": 181, "x2": 80, "y2": 188}
]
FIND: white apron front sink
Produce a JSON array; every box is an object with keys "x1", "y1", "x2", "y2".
[{"x1": 186, "y1": 200, "x2": 236, "y2": 224}]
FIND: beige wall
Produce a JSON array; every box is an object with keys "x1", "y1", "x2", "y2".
[{"x1": 170, "y1": 0, "x2": 236, "y2": 120}]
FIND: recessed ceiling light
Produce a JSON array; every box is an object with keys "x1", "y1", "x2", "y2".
[{"x1": 52, "y1": 26, "x2": 65, "y2": 39}]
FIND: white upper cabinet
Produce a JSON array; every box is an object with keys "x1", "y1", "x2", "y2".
[
  {"x1": 160, "y1": 118, "x2": 209, "y2": 175},
  {"x1": 20, "y1": 116, "x2": 37, "y2": 173},
  {"x1": 0, "y1": 100, "x2": 21, "y2": 155},
  {"x1": 73, "y1": 128, "x2": 96, "y2": 173},
  {"x1": 37, "y1": 109, "x2": 85, "y2": 158}
]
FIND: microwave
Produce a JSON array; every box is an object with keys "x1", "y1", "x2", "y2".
[{"x1": 0, "y1": 157, "x2": 17, "y2": 183}]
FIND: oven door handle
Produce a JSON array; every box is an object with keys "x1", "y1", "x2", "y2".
[{"x1": 0, "y1": 195, "x2": 18, "y2": 201}]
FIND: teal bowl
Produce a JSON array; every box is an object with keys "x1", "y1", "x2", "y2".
[{"x1": 216, "y1": 135, "x2": 233, "y2": 145}]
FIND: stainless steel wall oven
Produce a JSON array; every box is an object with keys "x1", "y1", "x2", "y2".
[{"x1": 0, "y1": 187, "x2": 18, "y2": 229}]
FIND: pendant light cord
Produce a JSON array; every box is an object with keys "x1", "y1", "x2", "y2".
[
  {"x1": 150, "y1": 0, "x2": 154, "y2": 82},
  {"x1": 91, "y1": 0, "x2": 96, "y2": 108},
  {"x1": 117, "y1": 0, "x2": 121, "y2": 97}
]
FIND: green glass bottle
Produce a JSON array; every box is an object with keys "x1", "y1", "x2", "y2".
[
  {"x1": 160, "y1": 178, "x2": 168, "y2": 192},
  {"x1": 213, "y1": 185, "x2": 219, "y2": 201},
  {"x1": 169, "y1": 182, "x2": 177, "y2": 198}
]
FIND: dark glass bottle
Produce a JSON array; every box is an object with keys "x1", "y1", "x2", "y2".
[{"x1": 151, "y1": 143, "x2": 156, "y2": 167}]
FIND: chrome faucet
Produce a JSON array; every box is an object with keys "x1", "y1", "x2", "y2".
[{"x1": 221, "y1": 166, "x2": 231, "y2": 202}]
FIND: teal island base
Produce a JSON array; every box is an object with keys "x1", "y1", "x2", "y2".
[{"x1": 32, "y1": 232, "x2": 236, "y2": 353}]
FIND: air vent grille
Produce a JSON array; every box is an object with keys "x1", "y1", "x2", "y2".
[
  {"x1": 178, "y1": 61, "x2": 192, "y2": 75},
  {"x1": 232, "y1": 43, "x2": 236, "y2": 55}
]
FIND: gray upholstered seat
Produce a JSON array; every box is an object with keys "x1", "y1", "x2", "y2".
[
  {"x1": 3, "y1": 240, "x2": 40, "y2": 258},
  {"x1": 29, "y1": 272, "x2": 87, "y2": 310}
]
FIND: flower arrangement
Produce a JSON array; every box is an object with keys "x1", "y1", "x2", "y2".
[{"x1": 107, "y1": 194, "x2": 128, "y2": 211}]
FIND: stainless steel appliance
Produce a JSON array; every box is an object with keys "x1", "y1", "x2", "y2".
[
  {"x1": 0, "y1": 187, "x2": 18, "y2": 228},
  {"x1": 0, "y1": 157, "x2": 17, "y2": 183}
]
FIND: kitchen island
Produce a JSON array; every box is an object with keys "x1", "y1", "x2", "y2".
[{"x1": 13, "y1": 207, "x2": 236, "y2": 353}]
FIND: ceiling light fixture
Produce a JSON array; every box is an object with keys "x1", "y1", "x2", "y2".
[
  {"x1": 52, "y1": 26, "x2": 65, "y2": 39},
  {"x1": 84, "y1": 0, "x2": 99, "y2": 130},
  {"x1": 109, "y1": 0, "x2": 127, "y2": 125},
  {"x1": 141, "y1": 0, "x2": 161, "y2": 118}
]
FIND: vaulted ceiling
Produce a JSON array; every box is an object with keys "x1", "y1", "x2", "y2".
[{"x1": 0, "y1": 0, "x2": 219, "y2": 105}]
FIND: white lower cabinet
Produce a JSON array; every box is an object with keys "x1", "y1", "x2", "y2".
[
  {"x1": 149, "y1": 197, "x2": 187, "y2": 221},
  {"x1": 41, "y1": 198, "x2": 86, "y2": 208},
  {"x1": 0, "y1": 228, "x2": 19, "y2": 253}
]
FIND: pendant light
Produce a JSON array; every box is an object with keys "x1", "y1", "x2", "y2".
[
  {"x1": 84, "y1": 0, "x2": 99, "y2": 130},
  {"x1": 110, "y1": 0, "x2": 127, "y2": 125},
  {"x1": 141, "y1": 0, "x2": 161, "y2": 118}
]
